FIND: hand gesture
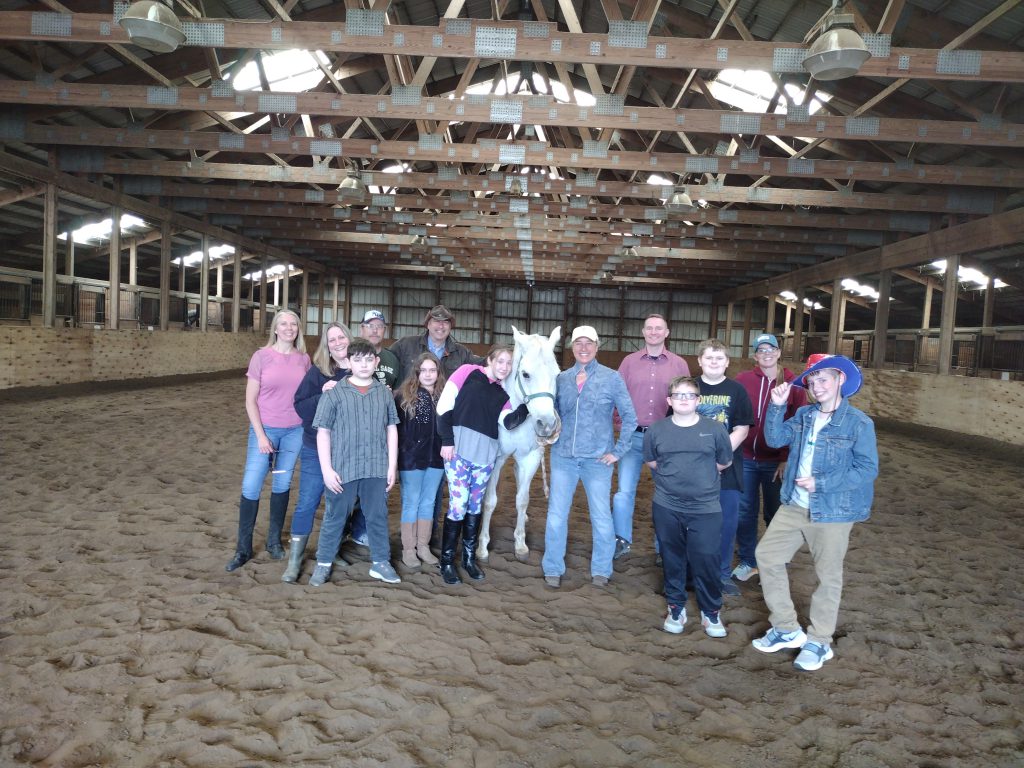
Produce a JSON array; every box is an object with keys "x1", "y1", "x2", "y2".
[{"x1": 770, "y1": 381, "x2": 792, "y2": 406}]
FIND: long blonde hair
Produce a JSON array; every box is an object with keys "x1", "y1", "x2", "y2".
[
  {"x1": 311, "y1": 322, "x2": 352, "y2": 376},
  {"x1": 265, "y1": 309, "x2": 306, "y2": 353},
  {"x1": 397, "y1": 353, "x2": 446, "y2": 416}
]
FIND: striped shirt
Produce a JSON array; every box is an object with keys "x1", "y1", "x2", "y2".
[{"x1": 312, "y1": 378, "x2": 398, "y2": 482}]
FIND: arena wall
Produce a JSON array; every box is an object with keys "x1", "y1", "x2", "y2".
[{"x1": 2, "y1": 328, "x2": 1021, "y2": 445}]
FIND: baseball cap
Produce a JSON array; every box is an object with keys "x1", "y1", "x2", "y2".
[
  {"x1": 752, "y1": 333, "x2": 780, "y2": 351},
  {"x1": 361, "y1": 309, "x2": 386, "y2": 324},
  {"x1": 570, "y1": 325, "x2": 599, "y2": 344}
]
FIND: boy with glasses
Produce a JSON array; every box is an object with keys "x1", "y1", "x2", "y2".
[{"x1": 643, "y1": 376, "x2": 733, "y2": 637}]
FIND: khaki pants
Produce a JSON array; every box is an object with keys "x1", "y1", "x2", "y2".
[{"x1": 755, "y1": 503, "x2": 854, "y2": 646}]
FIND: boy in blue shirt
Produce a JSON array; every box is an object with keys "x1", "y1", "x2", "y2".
[{"x1": 644, "y1": 376, "x2": 733, "y2": 637}]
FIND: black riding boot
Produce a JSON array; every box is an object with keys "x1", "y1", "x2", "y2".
[
  {"x1": 226, "y1": 495, "x2": 259, "y2": 571},
  {"x1": 439, "y1": 516, "x2": 463, "y2": 585},
  {"x1": 460, "y1": 514, "x2": 485, "y2": 581},
  {"x1": 266, "y1": 491, "x2": 289, "y2": 559}
]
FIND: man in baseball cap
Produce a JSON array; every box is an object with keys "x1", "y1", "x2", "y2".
[
  {"x1": 389, "y1": 304, "x2": 481, "y2": 384},
  {"x1": 360, "y1": 310, "x2": 399, "y2": 388}
]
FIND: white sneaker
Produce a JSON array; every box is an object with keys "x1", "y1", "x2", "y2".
[
  {"x1": 794, "y1": 642, "x2": 834, "y2": 671},
  {"x1": 663, "y1": 605, "x2": 686, "y2": 634},
  {"x1": 732, "y1": 563, "x2": 759, "y2": 582},
  {"x1": 369, "y1": 561, "x2": 401, "y2": 584},
  {"x1": 701, "y1": 611, "x2": 727, "y2": 638},
  {"x1": 752, "y1": 627, "x2": 808, "y2": 653}
]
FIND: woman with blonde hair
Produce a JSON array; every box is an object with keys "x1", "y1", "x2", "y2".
[
  {"x1": 226, "y1": 309, "x2": 310, "y2": 572},
  {"x1": 394, "y1": 353, "x2": 446, "y2": 569},
  {"x1": 281, "y1": 322, "x2": 354, "y2": 582}
]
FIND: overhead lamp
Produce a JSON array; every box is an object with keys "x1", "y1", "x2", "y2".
[
  {"x1": 338, "y1": 167, "x2": 367, "y2": 200},
  {"x1": 802, "y1": 12, "x2": 871, "y2": 80},
  {"x1": 665, "y1": 188, "x2": 694, "y2": 214},
  {"x1": 509, "y1": 177, "x2": 524, "y2": 196},
  {"x1": 620, "y1": 246, "x2": 638, "y2": 259},
  {"x1": 118, "y1": 0, "x2": 185, "y2": 53},
  {"x1": 411, "y1": 234, "x2": 426, "y2": 246}
]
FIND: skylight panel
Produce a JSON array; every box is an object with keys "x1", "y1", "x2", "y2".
[
  {"x1": 58, "y1": 214, "x2": 147, "y2": 244},
  {"x1": 230, "y1": 50, "x2": 331, "y2": 93},
  {"x1": 709, "y1": 69, "x2": 830, "y2": 116}
]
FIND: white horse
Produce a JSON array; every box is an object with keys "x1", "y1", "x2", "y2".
[{"x1": 478, "y1": 325, "x2": 562, "y2": 563}]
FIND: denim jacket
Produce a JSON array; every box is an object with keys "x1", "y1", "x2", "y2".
[
  {"x1": 765, "y1": 398, "x2": 878, "y2": 523},
  {"x1": 552, "y1": 361, "x2": 637, "y2": 460}
]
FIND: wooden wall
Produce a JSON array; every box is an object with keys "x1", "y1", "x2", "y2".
[
  {"x1": 0, "y1": 327, "x2": 261, "y2": 389},
  {"x1": 3, "y1": 328, "x2": 1021, "y2": 446}
]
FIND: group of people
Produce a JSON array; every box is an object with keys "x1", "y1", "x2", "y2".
[{"x1": 226, "y1": 306, "x2": 878, "y2": 672}]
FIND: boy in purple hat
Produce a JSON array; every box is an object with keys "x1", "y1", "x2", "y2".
[{"x1": 751, "y1": 354, "x2": 878, "y2": 671}]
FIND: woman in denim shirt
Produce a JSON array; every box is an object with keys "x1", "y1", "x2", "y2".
[{"x1": 751, "y1": 354, "x2": 878, "y2": 672}]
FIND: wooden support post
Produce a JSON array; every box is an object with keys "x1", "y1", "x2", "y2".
[
  {"x1": 724, "y1": 302, "x2": 734, "y2": 350},
  {"x1": 300, "y1": 269, "x2": 309, "y2": 335},
  {"x1": 764, "y1": 296, "x2": 775, "y2": 334},
  {"x1": 281, "y1": 268, "x2": 290, "y2": 311},
  {"x1": 331, "y1": 276, "x2": 339, "y2": 323},
  {"x1": 938, "y1": 254, "x2": 959, "y2": 375},
  {"x1": 64, "y1": 234, "x2": 75, "y2": 277},
  {"x1": 231, "y1": 246, "x2": 241, "y2": 334},
  {"x1": 216, "y1": 262, "x2": 223, "y2": 298},
  {"x1": 792, "y1": 288, "x2": 805, "y2": 362},
  {"x1": 42, "y1": 182, "x2": 57, "y2": 328},
  {"x1": 273, "y1": 274, "x2": 280, "y2": 308},
  {"x1": 921, "y1": 282, "x2": 933, "y2": 330},
  {"x1": 982, "y1": 275, "x2": 995, "y2": 330},
  {"x1": 159, "y1": 220, "x2": 171, "y2": 331},
  {"x1": 741, "y1": 298, "x2": 752, "y2": 354},
  {"x1": 129, "y1": 240, "x2": 138, "y2": 286},
  {"x1": 107, "y1": 205, "x2": 121, "y2": 330},
  {"x1": 199, "y1": 233, "x2": 209, "y2": 331},
  {"x1": 343, "y1": 274, "x2": 352, "y2": 329},
  {"x1": 872, "y1": 269, "x2": 891, "y2": 370},
  {"x1": 259, "y1": 254, "x2": 268, "y2": 331},
  {"x1": 828, "y1": 277, "x2": 843, "y2": 353},
  {"x1": 316, "y1": 272, "x2": 324, "y2": 337},
  {"x1": 783, "y1": 302, "x2": 792, "y2": 338},
  {"x1": 709, "y1": 304, "x2": 719, "y2": 338}
]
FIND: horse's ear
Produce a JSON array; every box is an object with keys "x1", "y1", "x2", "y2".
[
  {"x1": 549, "y1": 326, "x2": 562, "y2": 346},
  {"x1": 510, "y1": 324, "x2": 523, "y2": 342}
]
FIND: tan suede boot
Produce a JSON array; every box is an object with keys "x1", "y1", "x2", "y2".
[
  {"x1": 401, "y1": 522, "x2": 420, "y2": 568},
  {"x1": 415, "y1": 518, "x2": 439, "y2": 565}
]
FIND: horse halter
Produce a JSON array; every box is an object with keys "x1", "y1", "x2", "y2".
[{"x1": 514, "y1": 368, "x2": 555, "y2": 405}]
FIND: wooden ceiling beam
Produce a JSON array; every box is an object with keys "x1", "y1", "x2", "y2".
[
  {"x1": 715, "y1": 206, "x2": 1024, "y2": 302},
  {"x1": 4, "y1": 12, "x2": 1024, "y2": 83},
  {"x1": 6, "y1": 80, "x2": 1020, "y2": 147}
]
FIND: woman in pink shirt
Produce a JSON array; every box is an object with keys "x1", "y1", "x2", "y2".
[{"x1": 226, "y1": 309, "x2": 311, "y2": 572}]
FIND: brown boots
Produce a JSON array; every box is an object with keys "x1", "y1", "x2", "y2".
[
  {"x1": 415, "y1": 518, "x2": 438, "y2": 565},
  {"x1": 401, "y1": 522, "x2": 420, "y2": 568},
  {"x1": 401, "y1": 519, "x2": 439, "y2": 567}
]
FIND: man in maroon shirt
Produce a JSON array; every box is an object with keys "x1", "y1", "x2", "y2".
[{"x1": 611, "y1": 314, "x2": 690, "y2": 560}]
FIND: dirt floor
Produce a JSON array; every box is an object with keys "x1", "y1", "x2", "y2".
[{"x1": 0, "y1": 377, "x2": 1021, "y2": 767}]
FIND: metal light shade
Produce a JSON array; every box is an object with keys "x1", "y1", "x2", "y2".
[
  {"x1": 118, "y1": 0, "x2": 185, "y2": 53},
  {"x1": 665, "y1": 189, "x2": 693, "y2": 214},
  {"x1": 621, "y1": 246, "x2": 638, "y2": 259},
  {"x1": 338, "y1": 170, "x2": 366, "y2": 199},
  {"x1": 509, "y1": 177, "x2": 524, "y2": 196},
  {"x1": 802, "y1": 27, "x2": 871, "y2": 80}
]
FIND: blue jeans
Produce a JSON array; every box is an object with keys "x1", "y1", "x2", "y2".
[
  {"x1": 315, "y1": 477, "x2": 390, "y2": 564},
  {"x1": 652, "y1": 501, "x2": 722, "y2": 615},
  {"x1": 290, "y1": 442, "x2": 323, "y2": 536},
  {"x1": 241, "y1": 424, "x2": 302, "y2": 500},
  {"x1": 719, "y1": 489, "x2": 741, "y2": 580},
  {"x1": 611, "y1": 430, "x2": 646, "y2": 543},
  {"x1": 543, "y1": 453, "x2": 615, "y2": 579},
  {"x1": 737, "y1": 459, "x2": 782, "y2": 568},
  {"x1": 399, "y1": 467, "x2": 445, "y2": 523}
]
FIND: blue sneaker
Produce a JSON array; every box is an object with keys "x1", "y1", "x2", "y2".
[
  {"x1": 663, "y1": 604, "x2": 686, "y2": 634},
  {"x1": 794, "y1": 641, "x2": 834, "y2": 671},
  {"x1": 752, "y1": 626, "x2": 807, "y2": 653},
  {"x1": 720, "y1": 577, "x2": 741, "y2": 597}
]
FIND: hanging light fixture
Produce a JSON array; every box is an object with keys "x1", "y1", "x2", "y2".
[
  {"x1": 802, "y1": 11, "x2": 871, "y2": 80},
  {"x1": 509, "y1": 176, "x2": 524, "y2": 196},
  {"x1": 338, "y1": 165, "x2": 367, "y2": 200},
  {"x1": 620, "y1": 245, "x2": 638, "y2": 259},
  {"x1": 411, "y1": 234, "x2": 426, "y2": 246},
  {"x1": 118, "y1": 0, "x2": 185, "y2": 53},
  {"x1": 665, "y1": 188, "x2": 694, "y2": 214}
]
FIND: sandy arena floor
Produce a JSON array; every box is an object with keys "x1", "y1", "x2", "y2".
[{"x1": 0, "y1": 377, "x2": 1021, "y2": 767}]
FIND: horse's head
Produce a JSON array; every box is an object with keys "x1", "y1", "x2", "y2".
[{"x1": 509, "y1": 325, "x2": 562, "y2": 442}]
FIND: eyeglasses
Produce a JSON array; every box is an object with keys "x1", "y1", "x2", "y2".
[
  {"x1": 755, "y1": 347, "x2": 779, "y2": 355},
  {"x1": 669, "y1": 392, "x2": 699, "y2": 401}
]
